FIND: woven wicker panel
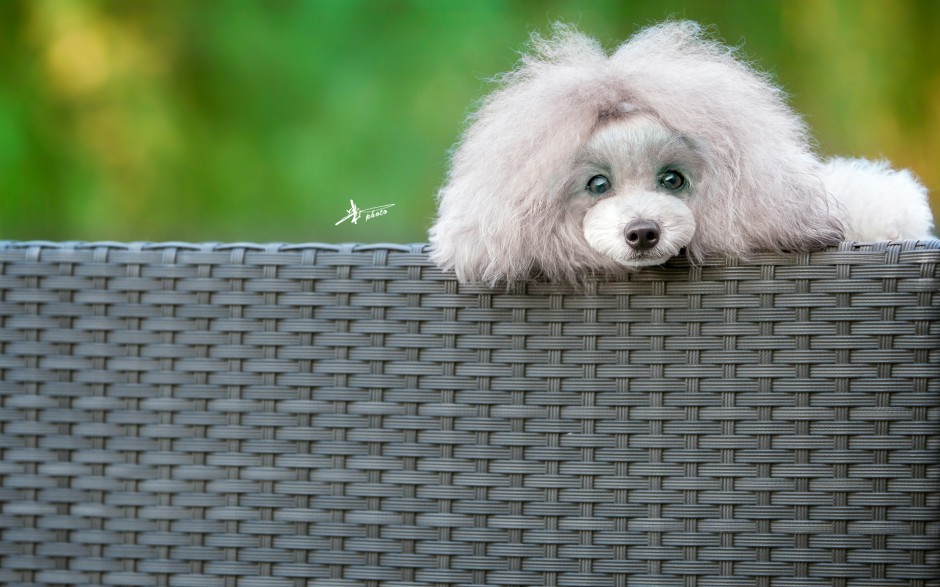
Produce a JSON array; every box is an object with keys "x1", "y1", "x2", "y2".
[{"x1": 0, "y1": 240, "x2": 938, "y2": 587}]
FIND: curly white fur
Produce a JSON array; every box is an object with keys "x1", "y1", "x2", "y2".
[
  {"x1": 429, "y1": 21, "x2": 934, "y2": 285},
  {"x1": 824, "y1": 158, "x2": 933, "y2": 241}
]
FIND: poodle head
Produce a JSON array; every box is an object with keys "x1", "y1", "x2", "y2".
[{"x1": 429, "y1": 21, "x2": 844, "y2": 285}]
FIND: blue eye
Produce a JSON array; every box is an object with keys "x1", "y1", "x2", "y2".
[
  {"x1": 659, "y1": 170, "x2": 686, "y2": 191},
  {"x1": 587, "y1": 175, "x2": 611, "y2": 196}
]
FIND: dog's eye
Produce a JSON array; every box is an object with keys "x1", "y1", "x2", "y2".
[
  {"x1": 587, "y1": 175, "x2": 611, "y2": 196},
  {"x1": 659, "y1": 170, "x2": 686, "y2": 191}
]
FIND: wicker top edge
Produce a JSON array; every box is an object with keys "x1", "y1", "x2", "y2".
[
  {"x1": 0, "y1": 240, "x2": 426, "y2": 253},
  {"x1": 1, "y1": 239, "x2": 938, "y2": 254}
]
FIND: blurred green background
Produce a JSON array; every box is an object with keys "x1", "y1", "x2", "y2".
[{"x1": 0, "y1": 0, "x2": 937, "y2": 244}]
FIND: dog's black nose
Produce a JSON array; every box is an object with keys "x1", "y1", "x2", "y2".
[{"x1": 624, "y1": 220, "x2": 661, "y2": 251}]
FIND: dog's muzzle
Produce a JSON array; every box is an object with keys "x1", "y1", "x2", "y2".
[{"x1": 582, "y1": 193, "x2": 696, "y2": 267}]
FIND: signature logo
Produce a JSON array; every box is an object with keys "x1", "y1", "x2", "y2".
[{"x1": 335, "y1": 199, "x2": 395, "y2": 225}]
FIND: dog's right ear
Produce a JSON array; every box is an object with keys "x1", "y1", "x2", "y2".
[{"x1": 429, "y1": 24, "x2": 621, "y2": 286}]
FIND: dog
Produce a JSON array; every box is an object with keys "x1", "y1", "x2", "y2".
[{"x1": 429, "y1": 21, "x2": 934, "y2": 285}]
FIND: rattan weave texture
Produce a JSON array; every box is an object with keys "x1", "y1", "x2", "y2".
[{"x1": 0, "y1": 240, "x2": 938, "y2": 587}]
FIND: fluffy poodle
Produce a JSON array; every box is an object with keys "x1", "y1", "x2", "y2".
[{"x1": 429, "y1": 21, "x2": 934, "y2": 285}]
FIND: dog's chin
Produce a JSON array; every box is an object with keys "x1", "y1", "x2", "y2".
[
  {"x1": 587, "y1": 245, "x2": 681, "y2": 268},
  {"x1": 615, "y1": 252, "x2": 675, "y2": 268}
]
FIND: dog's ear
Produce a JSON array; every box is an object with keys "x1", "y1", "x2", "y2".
[
  {"x1": 687, "y1": 161, "x2": 845, "y2": 259},
  {"x1": 429, "y1": 25, "x2": 621, "y2": 285},
  {"x1": 611, "y1": 21, "x2": 845, "y2": 257}
]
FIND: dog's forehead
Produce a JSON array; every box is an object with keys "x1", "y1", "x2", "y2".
[
  {"x1": 586, "y1": 114, "x2": 688, "y2": 155},
  {"x1": 577, "y1": 113, "x2": 708, "y2": 178}
]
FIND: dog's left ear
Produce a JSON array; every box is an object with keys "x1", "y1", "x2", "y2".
[
  {"x1": 688, "y1": 154, "x2": 846, "y2": 258},
  {"x1": 429, "y1": 25, "x2": 624, "y2": 285}
]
